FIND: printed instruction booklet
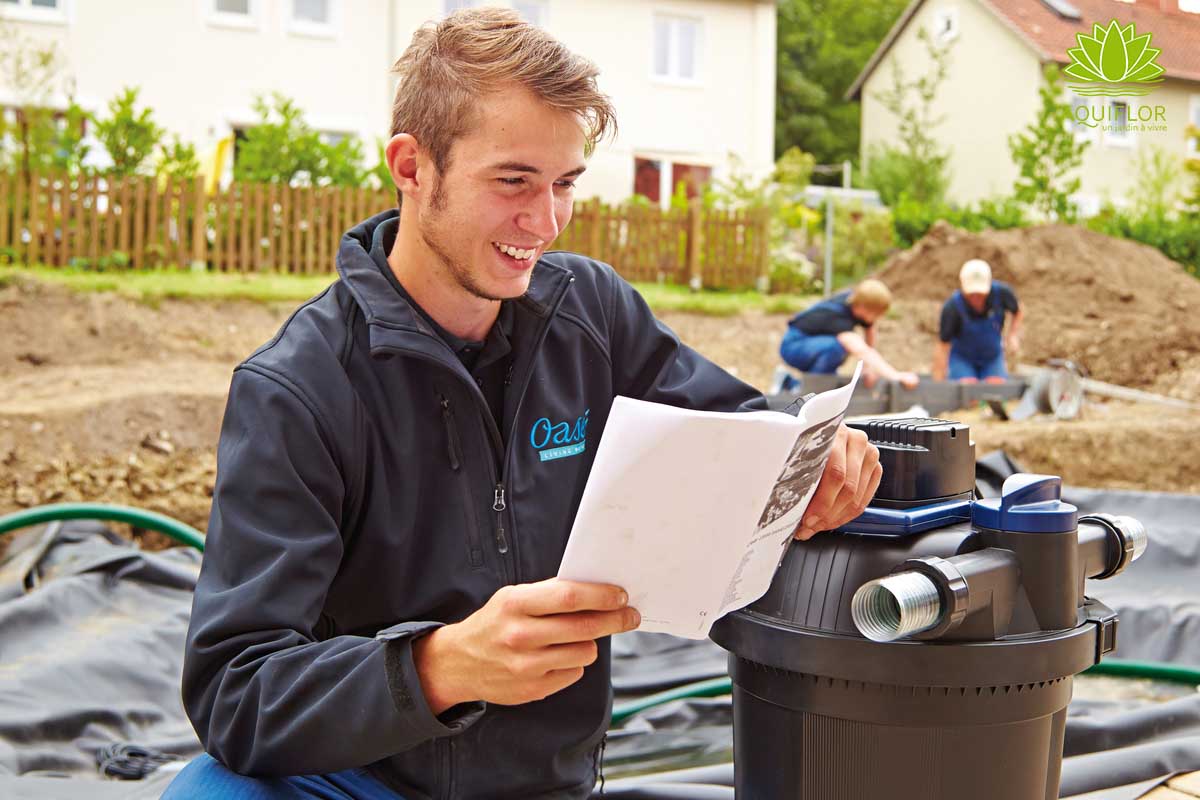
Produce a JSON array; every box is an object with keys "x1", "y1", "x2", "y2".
[{"x1": 558, "y1": 364, "x2": 862, "y2": 639}]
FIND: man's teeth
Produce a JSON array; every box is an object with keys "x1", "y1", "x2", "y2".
[{"x1": 494, "y1": 243, "x2": 536, "y2": 260}]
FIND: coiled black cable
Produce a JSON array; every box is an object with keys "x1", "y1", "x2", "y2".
[{"x1": 95, "y1": 742, "x2": 184, "y2": 780}]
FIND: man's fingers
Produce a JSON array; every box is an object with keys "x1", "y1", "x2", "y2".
[
  {"x1": 521, "y1": 608, "x2": 640, "y2": 648},
  {"x1": 511, "y1": 578, "x2": 628, "y2": 617},
  {"x1": 802, "y1": 426, "x2": 850, "y2": 529}
]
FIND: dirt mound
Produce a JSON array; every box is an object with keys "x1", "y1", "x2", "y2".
[{"x1": 876, "y1": 222, "x2": 1200, "y2": 393}]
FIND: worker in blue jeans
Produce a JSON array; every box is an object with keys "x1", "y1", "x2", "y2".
[
  {"x1": 932, "y1": 259, "x2": 1024, "y2": 384},
  {"x1": 774, "y1": 278, "x2": 919, "y2": 392}
]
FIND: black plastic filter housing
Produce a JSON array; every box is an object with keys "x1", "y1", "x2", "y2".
[{"x1": 709, "y1": 418, "x2": 1139, "y2": 800}]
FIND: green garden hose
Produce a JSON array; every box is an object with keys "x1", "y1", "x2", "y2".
[
  {"x1": 0, "y1": 502, "x2": 205, "y2": 551},
  {"x1": 610, "y1": 659, "x2": 1200, "y2": 725}
]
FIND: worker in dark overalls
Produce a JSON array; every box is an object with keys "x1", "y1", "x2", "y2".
[
  {"x1": 932, "y1": 259, "x2": 1024, "y2": 384},
  {"x1": 772, "y1": 278, "x2": 918, "y2": 393}
]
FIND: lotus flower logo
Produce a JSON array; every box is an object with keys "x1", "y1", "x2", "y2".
[{"x1": 1066, "y1": 20, "x2": 1164, "y2": 96}]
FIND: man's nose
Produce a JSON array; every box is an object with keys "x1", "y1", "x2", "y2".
[{"x1": 518, "y1": 187, "x2": 561, "y2": 243}]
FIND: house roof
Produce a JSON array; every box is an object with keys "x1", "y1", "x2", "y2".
[{"x1": 846, "y1": 0, "x2": 1200, "y2": 100}]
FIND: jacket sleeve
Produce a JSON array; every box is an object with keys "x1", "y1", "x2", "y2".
[
  {"x1": 182, "y1": 366, "x2": 482, "y2": 776},
  {"x1": 607, "y1": 274, "x2": 767, "y2": 413}
]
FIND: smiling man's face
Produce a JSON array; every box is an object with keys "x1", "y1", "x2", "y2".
[{"x1": 414, "y1": 84, "x2": 587, "y2": 303}]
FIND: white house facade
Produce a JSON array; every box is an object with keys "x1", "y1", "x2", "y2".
[{"x1": 0, "y1": 0, "x2": 776, "y2": 205}]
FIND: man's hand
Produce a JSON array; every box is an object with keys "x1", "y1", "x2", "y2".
[
  {"x1": 1007, "y1": 332, "x2": 1022, "y2": 354},
  {"x1": 413, "y1": 579, "x2": 640, "y2": 714},
  {"x1": 896, "y1": 371, "x2": 920, "y2": 390},
  {"x1": 794, "y1": 424, "x2": 882, "y2": 540}
]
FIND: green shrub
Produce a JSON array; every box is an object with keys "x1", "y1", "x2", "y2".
[
  {"x1": 891, "y1": 196, "x2": 1027, "y2": 247},
  {"x1": 1086, "y1": 209, "x2": 1200, "y2": 278},
  {"x1": 827, "y1": 201, "x2": 895, "y2": 287}
]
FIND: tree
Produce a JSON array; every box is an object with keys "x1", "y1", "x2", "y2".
[
  {"x1": 1007, "y1": 65, "x2": 1089, "y2": 221},
  {"x1": 1186, "y1": 124, "x2": 1200, "y2": 216},
  {"x1": 92, "y1": 87, "x2": 164, "y2": 177},
  {"x1": 156, "y1": 134, "x2": 202, "y2": 181},
  {"x1": 775, "y1": 0, "x2": 908, "y2": 170},
  {"x1": 865, "y1": 27, "x2": 953, "y2": 205},
  {"x1": 234, "y1": 92, "x2": 366, "y2": 187},
  {"x1": 0, "y1": 18, "x2": 88, "y2": 178}
]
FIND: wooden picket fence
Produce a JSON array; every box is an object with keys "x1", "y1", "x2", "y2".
[{"x1": 0, "y1": 171, "x2": 770, "y2": 289}]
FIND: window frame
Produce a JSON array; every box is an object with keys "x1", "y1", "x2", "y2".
[
  {"x1": 933, "y1": 7, "x2": 959, "y2": 43},
  {"x1": 1189, "y1": 95, "x2": 1200, "y2": 157},
  {"x1": 0, "y1": 0, "x2": 70, "y2": 26},
  {"x1": 286, "y1": 0, "x2": 340, "y2": 40},
  {"x1": 206, "y1": 0, "x2": 261, "y2": 32},
  {"x1": 1103, "y1": 98, "x2": 1136, "y2": 149},
  {"x1": 651, "y1": 13, "x2": 704, "y2": 87},
  {"x1": 1070, "y1": 93, "x2": 1098, "y2": 143}
]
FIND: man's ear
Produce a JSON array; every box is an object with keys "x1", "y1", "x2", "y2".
[{"x1": 386, "y1": 133, "x2": 421, "y2": 199}]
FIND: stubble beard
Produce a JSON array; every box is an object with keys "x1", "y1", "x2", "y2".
[{"x1": 419, "y1": 174, "x2": 511, "y2": 303}]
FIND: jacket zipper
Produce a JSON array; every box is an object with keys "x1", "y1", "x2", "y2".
[
  {"x1": 440, "y1": 394, "x2": 484, "y2": 568},
  {"x1": 493, "y1": 483, "x2": 509, "y2": 554},
  {"x1": 497, "y1": 276, "x2": 576, "y2": 582},
  {"x1": 374, "y1": 274, "x2": 574, "y2": 585},
  {"x1": 439, "y1": 396, "x2": 462, "y2": 471}
]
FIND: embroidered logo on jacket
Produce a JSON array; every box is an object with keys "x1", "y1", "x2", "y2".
[{"x1": 530, "y1": 409, "x2": 589, "y2": 462}]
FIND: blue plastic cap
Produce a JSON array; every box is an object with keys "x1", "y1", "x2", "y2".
[{"x1": 971, "y1": 474, "x2": 1078, "y2": 533}]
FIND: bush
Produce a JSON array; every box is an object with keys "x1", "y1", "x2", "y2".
[
  {"x1": 891, "y1": 196, "x2": 1027, "y2": 247},
  {"x1": 92, "y1": 87, "x2": 164, "y2": 177},
  {"x1": 826, "y1": 201, "x2": 895, "y2": 287},
  {"x1": 1086, "y1": 209, "x2": 1200, "y2": 279}
]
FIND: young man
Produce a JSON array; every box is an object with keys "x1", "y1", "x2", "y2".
[
  {"x1": 776, "y1": 278, "x2": 919, "y2": 391},
  {"x1": 165, "y1": 10, "x2": 882, "y2": 799},
  {"x1": 932, "y1": 259, "x2": 1023, "y2": 384}
]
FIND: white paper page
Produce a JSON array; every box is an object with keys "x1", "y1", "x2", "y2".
[
  {"x1": 717, "y1": 363, "x2": 862, "y2": 617},
  {"x1": 557, "y1": 400, "x2": 804, "y2": 639}
]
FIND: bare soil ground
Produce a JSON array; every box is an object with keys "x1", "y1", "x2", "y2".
[{"x1": 2, "y1": 223, "x2": 1197, "y2": 550}]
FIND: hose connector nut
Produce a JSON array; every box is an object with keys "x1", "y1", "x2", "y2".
[
  {"x1": 1080, "y1": 513, "x2": 1148, "y2": 579},
  {"x1": 898, "y1": 556, "x2": 971, "y2": 638}
]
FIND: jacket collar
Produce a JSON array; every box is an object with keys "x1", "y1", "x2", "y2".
[{"x1": 336, "y1": 210, "x2": 573, "y2": 359}]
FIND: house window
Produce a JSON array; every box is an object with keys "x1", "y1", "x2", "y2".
[
  {"x1": 288, "y1": 0, "x2": 338, "y2": 38},
  {"x1": 1104, "y1": 99, "x2": 1134, "y2": 147},
  {"x1": 1070, "y1": 94, "x2": 1097, "y2": 142},
  {"x1": 634, "y1": 156, "x2": 711, "y2": 208},
  {"x1": 0, "y1": 0, "x2": 68, "y2": 24},
  {"x1": 1189, "y1": 95, "x2": 1200, "y2": 156},
  {"x1": 653, "y1": 14, "x2": 702, "y2": 83},
  {"x1": 514, "y1": 0, "x2": 548, "y2": 26},
  {"x1": 933, "y1": 8, "x2": 959, "y2": 43},
  {"x1": 209, "y1": 0, "x2": 259, "y2": 30}
]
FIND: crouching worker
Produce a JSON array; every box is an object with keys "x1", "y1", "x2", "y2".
[
  {"x1": 777, "y1": 279, "x2": 919, "y2": 390},
  {"x1": 932, "y1": 259, "x2": 1023, "y2": 384}
]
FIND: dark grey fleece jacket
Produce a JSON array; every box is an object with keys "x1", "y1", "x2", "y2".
[{"x1": 181, "y1": 209, "x2": 764, "y2": 799}]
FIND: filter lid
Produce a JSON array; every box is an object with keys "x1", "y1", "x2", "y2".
[{"x1": 972, "y1": 474, "x2": 1077, "y2": 533}]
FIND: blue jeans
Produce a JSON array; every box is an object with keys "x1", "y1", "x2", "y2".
[
  {"x1": 779, "y1": 328, "x2": 846, "y2": 374},
  {"x1": 161, "y1": 753, "x2": 405, "y2": 799},
  {"x1": 948, "y1": 349, "x2": 1008, "y2": 381}
]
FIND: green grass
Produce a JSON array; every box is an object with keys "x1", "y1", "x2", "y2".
[
  {"x1": 0, "y1": 264, "x2": 818, "y2": 315},
  {"x1": 1, "y1": 264, "x2": 336, "y2": 304}
]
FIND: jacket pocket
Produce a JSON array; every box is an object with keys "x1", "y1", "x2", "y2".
[{"x1": 439, "y1": 394, "x2": 485, "y2": 569}]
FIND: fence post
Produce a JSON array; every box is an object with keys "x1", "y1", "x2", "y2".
[
  {"x1": 27, "y1": 172, "x2": 40, "y2": 266},
  {"x1": 587, "y1": 198, "x2": 602, "y2": 258},
  {"x1": 686, "y1": 201, "x2": 702, "y2": 291},
  {"x1": 191, "y1": 177, "x2": 207, "y2": 272},
  {"x1": 755, "y1": 207, "x2": 771, "y2": 293}
]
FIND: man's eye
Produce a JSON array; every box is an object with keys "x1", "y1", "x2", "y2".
[
  {"x1": 499, "y1": 177, "x2": 525, "y2": 186},
  {"x1": 555, "y1": 180, "x2": 576, "y2": 189}
]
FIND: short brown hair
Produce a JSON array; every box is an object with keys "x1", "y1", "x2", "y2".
[
  {"x1": 849, "y1": 279, "x2": 892, "y2": 313},
  {"x1": 389, "y1": 8, "x2": 616, "y2": 186}
]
